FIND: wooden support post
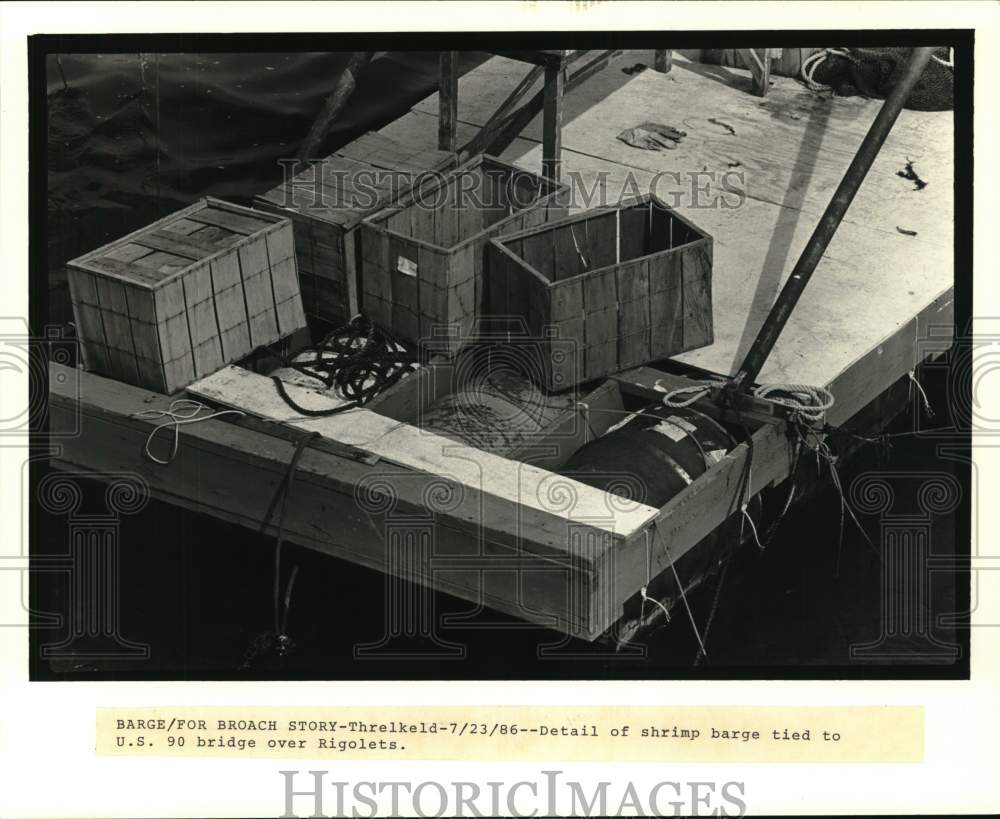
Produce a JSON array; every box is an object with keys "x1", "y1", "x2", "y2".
[
  {"x1": 654, "y1": 49, "x2": 672, "y2": 73},
  {"x1": 438, "y1": 51, "x2": 458, "y2": 152},
  {"x1": 737, "y1": 48, "x2": 771, "y2": 97},
  {"x1": 298, "y1": 51, "x2": 373, "y2": 163},
  {"x1": 542, "y1": 64, "x2": 564, "y2": 181}
]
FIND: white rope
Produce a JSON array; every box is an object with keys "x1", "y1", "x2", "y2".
[
  {"x1": 742, "y1": 508, "x2": 763, "y2": 551},
  {"x1": 752, "y1": 383, "x2": 834, "y2": 424},
  {"x1": 800, "y1": 47, "x2": 852, "y2": 91},
  {"x1": 659, "y1": 378, "x2": 833, "y2": 423},
  {"x1": 908, "y1": 369, "x2": 934, "y2": 418},
  {"x1": 660, "y1": 381, "x2": 716, "y2": 408},
  {"x1": 640, "y1": 586, "x2": 671, "y2": 623},
  {"x1": 650, "y1": 524, "x2": 708, "y2": 659},
  {"x1": 931, "y1": 48, "x2": 953, "y2": 69},
  {"x1": 641, "y1": 539, "x2": 671, "y2": 624},
  {"x1": 132, "y1": 399, "x2": 246, "y2": 465}
]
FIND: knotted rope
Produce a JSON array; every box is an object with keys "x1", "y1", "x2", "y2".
[{"x1": 659, "y1": 378, "x2": 835, "y2": 425}]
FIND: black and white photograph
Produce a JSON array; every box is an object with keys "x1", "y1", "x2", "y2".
[
  {"x1": 32, "y1": 34, "x2": 970, "y2": 679},
  {"x1": 2, "y1": 4, "x2": 996, "y2": 817}
]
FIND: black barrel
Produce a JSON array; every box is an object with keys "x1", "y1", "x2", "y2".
[
  {"x1": 561, "y1": 403, "x2": 765, "y2": 644},
  {"x1": 560, "y1": 405, "x2": 739, "y2": 508}
]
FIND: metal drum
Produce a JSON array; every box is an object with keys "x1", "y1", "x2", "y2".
[
  {"x1": 560, "y1": 405, "x2": 739, "y2": 508},
  {"x1": 561, "y1": 403, "x2": 765, "y2": 645}
]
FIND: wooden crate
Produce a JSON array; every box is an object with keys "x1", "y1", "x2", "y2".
[
  {"x1": 358, "y1": 155, "x2": 569, "y2": 353},
  {"x1": 66, "y1": 197, "x2": 306, "y2": 394},
  {"x1": 254, "y1": 131, "x2": 455, "y2": 328},
  {"x1": 486, "y1": 195, "x2": 713, "y2": 390}
]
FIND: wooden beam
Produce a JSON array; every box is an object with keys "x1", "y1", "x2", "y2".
[
  {"x1": 653, "y1": 49, "x2": 672, "y2": 73},
  {"x1": 438, "y1": 51, "x2": 459, "y2": 152},
  {"x1": 49, "y1": 364, "x2": 657, "y2": 641},
  {"x1": 457, "y1": 63, "x2": 545, "y2": 161},
  {"x1": 737, "y1": 48, "x2": 771, "y2": 97},
  {"x1": 542, "y1": 64, "x2": 565, "y2": 181},
  {"x1": 492, "y1": 50, "x2": 573, "y2": 69},
  {"x1": 298, "y1": 51, "x2": 373, "y2": 163},
  {"x1": 454, "y1": 51, "x2": 617, "y2": 164}
]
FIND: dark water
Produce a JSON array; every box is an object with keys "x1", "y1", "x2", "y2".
[
  {"x1": 37, "y1": 53, "x2": 964, "y2": 679},
  {"x1": 46, "y1": 51, "x2": 484, "y2": 324}
]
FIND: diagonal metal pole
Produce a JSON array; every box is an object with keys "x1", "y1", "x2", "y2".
[{"x1": 729, "y1": 47, "x2": 936, "y2": 395}]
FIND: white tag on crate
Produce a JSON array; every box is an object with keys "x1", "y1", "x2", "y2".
[{"x1": 397, "y1": 256, "x2": 418, "y2": 277}]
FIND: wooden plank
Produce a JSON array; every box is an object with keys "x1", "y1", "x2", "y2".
[
  {"x1": 417, "y1": 245, "x2": 449, "y2": 339},
  {"x1": 542, "y1": 64, "x2": 564, "y2": 181},
  {"x1": 438, "y1": 51, "x2": 459, "y2": 152},
  {"x1": 680, "y1": 240, "x2": 714, "y2": 350},
  {"x1": 654, "y1": 49, "x2": 672, "y2": 73},
  {"x1": 134, "y1": 230, "x2": 218, "y2": 260},
  {"x1": 49, "y1": 366, "x2": 599, "y2": 639},
  {"x1": 598, "y1": 416, "x2": 789, "y2": 635},
  {"x1": 616, "y1": 257, "x2": 652, "y2": 370},
  {"x1": 519, "y1": 232, "x2": 553, "y2": 280},
  {"x1": 391, "y1": 238, "x2": 422, "y2": 342},
  {"x1": 551, "y1": 222, "x2": 585, "y2": 281},
  {"x1": 584, "y1": 211, "x2": 617, "y2": 271},
  {"x1": 649, "y1": 252, "x2": 685, "y2": 358},
  {"x1": 619, "y1": 204, "x2": 650, "y2": 261},
  {"x1": 186, "y1": 207, "x2": 268, "y2": 236},
  {"x1": 189, "y1": 365, "x2": 659, "y2": 539}
]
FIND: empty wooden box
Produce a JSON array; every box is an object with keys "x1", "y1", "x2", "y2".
[
  {"x1": 67, "y1": 197, "x2": 306, "y2": 394},
  {"x1": 254, "y1": 131, "x2": 455, "y2": 328},
  {"x1": 358, "y1": 155, "x2": 569, "y2": 353},
  {"x1": 486, "y1": 195, "x2": 713, "y2": 390}
]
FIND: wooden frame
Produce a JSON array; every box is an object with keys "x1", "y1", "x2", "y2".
[
  {"x1": 736, "y1": 48, "x2": 772, "y2": 97},
  {"x1": 46, "y1": 48, "x2": 956, "y2": 646},
  {"x1": 67, "y1": 198, "x2": 305, "y2": 394},
  {"x1": 439, "y1": 50, "x2": 620, "y2": 182},
  {"x1": 486, "y1": 195, "x2": 714, "y2": 390},
  {"x1": 255, "y1": 131, "x2": 455, "y2": 327},
  {"x1": 48, "y1": 279, "x2": 951, "y2": 640}
]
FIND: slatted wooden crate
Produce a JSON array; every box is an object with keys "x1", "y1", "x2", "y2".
[
  {"x1": 254, "y1": 131, "x2": 455, "y2": 328},
  {"x1": 66, "y1": 197, "x2": 306, "y2": 394},
  {"x1": 358, "y1": 155, "x2": 569, "y2": 353},
  {"x1": 486, "y1": 194, "x2": 713, "y2": 390}
]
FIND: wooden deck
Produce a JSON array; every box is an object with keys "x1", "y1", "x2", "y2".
[
  {"x1": 48, "y1": 50, "x2": 955, "y2": 642},
  {"x1": 382, "y1": 50, "x2": 954, "y2": 423}
]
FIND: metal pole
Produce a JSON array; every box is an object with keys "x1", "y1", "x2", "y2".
[{"x1": 729, "y1": 47, "x2": 936, "y2": 394}]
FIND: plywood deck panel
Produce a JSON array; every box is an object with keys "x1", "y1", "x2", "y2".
[{"x1": 391, "y1": 50, "x2": 954, "y2": 422}]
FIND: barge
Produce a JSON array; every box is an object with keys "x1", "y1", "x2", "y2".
[{"x1": 47, "y1": 49, "x2": 954, "y2": 646}]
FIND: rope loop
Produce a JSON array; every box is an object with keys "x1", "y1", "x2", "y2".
[
  {"x1": 752, "y1": 382, "x2": 834, "y2": 424},
  {"x1": 659, "y1": 381, "x2": 717, "y2": 408},
  {"x1": 131, "y1": 399, "x2": 246, "y2": 465}
]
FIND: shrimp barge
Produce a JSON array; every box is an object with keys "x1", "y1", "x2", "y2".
[{"x1": 47, "y1": 49, "x2": 954, "y2": 645}]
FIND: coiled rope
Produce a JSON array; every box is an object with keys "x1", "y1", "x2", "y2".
[
  {"x1": 800, "y1": 47, "x2": 853, "y2": 92},
  {"x1": 270, "y1": 315, "x2": 418, "y2": 417},
  {"x1": 752, "y1": 383, "x2": 835, "y2": 424}
]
